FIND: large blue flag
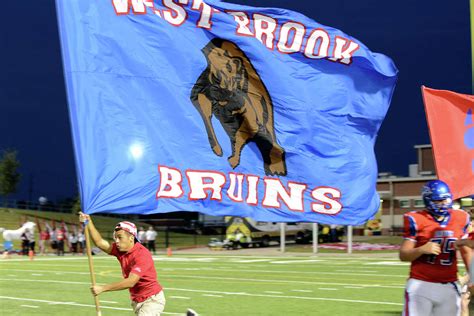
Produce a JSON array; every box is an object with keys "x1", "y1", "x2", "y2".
[{"x1": 56, "y1": 0, "x2": 397, "y2": 224}]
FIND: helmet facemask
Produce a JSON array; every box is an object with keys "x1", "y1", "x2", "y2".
[
  {"x1": 422, "y1": 180, "x2": 453, "y2": 217},
  {"x1": 425, "y1": 197, "x2": 452, "y2": 217}
]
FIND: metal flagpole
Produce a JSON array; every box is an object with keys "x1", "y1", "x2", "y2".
[
  {"x1": 280, "y1": 223, "x2": 286, "y2": 253},
  {"x1": 347, "y1": 226, "x2": 353, "y2": 254},
  {"x1": 84, "y1": 221, "x2": 102, "y2": 316},
  {"x1": 312, "y1": 223, "x2": 318, "y2": 254}
]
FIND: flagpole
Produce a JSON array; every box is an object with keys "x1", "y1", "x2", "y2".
[
  {"x1": 471, "y1": 0, "x2": 474, "y2": 93},
  {"x1": 84, "y1": 221, "x2": 102, "y2": 316}
]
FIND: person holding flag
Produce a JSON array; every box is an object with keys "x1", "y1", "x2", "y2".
[{"x1": 79, "y1": 212, "x2": 165, "y2": 315}]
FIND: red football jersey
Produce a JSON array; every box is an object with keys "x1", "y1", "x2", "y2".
[{"x1": 403, "y1": 209, "x2": 470, "y2": 283}]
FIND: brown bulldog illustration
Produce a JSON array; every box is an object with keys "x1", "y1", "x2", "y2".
[{"x1": 190, "y1": 38, "x2": 287, "y2": 176}]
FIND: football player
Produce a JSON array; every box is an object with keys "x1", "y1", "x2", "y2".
[{"x1": 400, "y1": 180, "x2": 471, "y2": 316}]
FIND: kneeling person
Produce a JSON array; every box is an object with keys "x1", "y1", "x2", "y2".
[{"x1": 79, "y1": 212, "x2": 165, "y2": 315}]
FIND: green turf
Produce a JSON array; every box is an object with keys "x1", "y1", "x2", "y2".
[{"x1": 0, "y1": 252, "x2": 419, "y2": 316}]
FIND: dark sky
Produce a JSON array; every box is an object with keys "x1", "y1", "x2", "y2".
[{"x1": 1, "y1": 0, "x2": 471, "y2": 202}]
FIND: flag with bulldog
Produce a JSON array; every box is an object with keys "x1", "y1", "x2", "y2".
[{"x1": 56, "y1": 0, "x2": 398, "y2": 224}]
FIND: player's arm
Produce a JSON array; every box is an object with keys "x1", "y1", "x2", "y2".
[
  {"x1": 399, "y1": 239, "x2": 441, "y2": 262},
  {"x1": 456, "y1": 239, "x2": 474, "y2": 248},
  {"x1": 459, "y1": 244, "x2": 472, "y2": 272},
  {"x1": 79, "y1": 212, "x2": 112, "y2": 254},
  {"x1": 91, "y1": 273, "x2": 140, "y2": 296}
]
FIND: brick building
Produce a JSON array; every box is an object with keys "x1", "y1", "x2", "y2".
[{"x1": 376, "y1": 144, "x2": 473, "y2": 235}]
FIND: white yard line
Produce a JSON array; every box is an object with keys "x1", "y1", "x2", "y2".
[
  {"x1": 195, "y1": 267, "x2": 405, "y2": 278},
  {"x1": 169, "y1": 296, "x2": 190, "y2": 300},
  {"x1": 154, "y1": 258, "x2": 217, "y2": 262},
  {"x1": 202, "y1": 294, "x2": 223, "y2": 297},
  {"x1": 291, "y1": 290, "x2": 312, "y2": 293},
  {"x1": 164, "y1": 274, "x2": 405, "y2": 289},
  {"x1": 0, "y1": 274, "x2": 405, "y2": 289},
  {"x1": 0, "y1": 296, "x2": 183, "y2": 315},
  {"x1": 230, "y1": 259, "x2": 273, "y2": 263},
  {"x1": 5, "y1": 269, "x2": 90, "y2": 275},
  {"x1": 271, "y1": 260, "x2": 325, "y2": 264},
  {"x1": 20, "y1": 305, "x2": 39, "y2": 308},
  {"x1": 1, "y1": 266, "x2": 407, "y2": 279},
  {"x1": 165, "y1": 288, "x2": 403, "y2": 306},
  {"x1": 335, "y1": 270, "x2": 378, "y2": 273},
  {"x1": 0, "y1": 255, "x2": 403, "y2": 262},
  {"x1": 0, "y1": 279, "x2": 402, "y2": 306},
  {"x1": 264, "y1": 291, "x2": 283, "y2": 294},
  {"x1": 317, "y1": 288, "x2": 338, "y2": 291},
  {"x1": 100, "y1": 300, "x2": 118, "y2": 304},
  {"x1": 0, "y1": 257, "x2": 114, "y2": 262},
  {"x1": 0, "y1": 278, "x2": 90, "y2": 285},
  {"x1": 163, "y1": 255, "x2": 399, "y2": 261},
  {"x1": 0, "y1": 268, "x2": 407, "y2": 281}
]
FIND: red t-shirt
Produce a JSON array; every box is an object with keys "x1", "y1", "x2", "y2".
[
  {"x1": 110, "y1": 242, "x2": 162, "y2": 302},
  {"x1": 57, "y1": 230, "x2": 65, "y2": 241},
  {"x1": 468, "y1": 231, "x2": 474, "y2": 240},
  {"x1": 40, "y1": 231, "x2": 50, "y2": 240},
  {"x1": 403, "y1": 209, "x2": 470, "y2": 283}
]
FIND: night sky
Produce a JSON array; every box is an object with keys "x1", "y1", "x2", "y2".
[{"x1": 1, "y1": 0, "x2": 471, "y2": 202}]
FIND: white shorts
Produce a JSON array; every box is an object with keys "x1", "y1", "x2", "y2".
[
  {"x1": 403, "y1": 278, "x2": 461, "y2": 316},
  {"x1": 131, "y1": 291, "x2": 166, "y2": 316}
]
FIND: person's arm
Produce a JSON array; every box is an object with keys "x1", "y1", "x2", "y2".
[
  {"x1": 79, "y1": 212, "x2": 112, "y2": 254},
  {"x1": 460, "y1": 245, "x2": 472, "y2": 273},
  {"x1": 456, "y1": 239, "x2": 474, "y2": 249},
  {"x1": 399, "y1": 239, "x2": 441, "y2": 262},
  {"x1": 45, "y1": 221, "x2": 52, "y2": 232},
  {"x1": 91, "y1": 273, "x2": 140, "y2": 296},
  {"x1": 461, "y1": 289, "x2": 471, "y2": 316},
  {"x1": 35, "y1": 218, "x2": 42, "y2": 233}
]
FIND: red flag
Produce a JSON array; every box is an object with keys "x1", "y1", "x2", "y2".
[{"x1": 422, "y1": 86, "x2": 474, "y2": 199}]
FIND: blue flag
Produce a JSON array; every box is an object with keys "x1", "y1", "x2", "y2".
[{"x1": 56, "y1": 0, "x2": 397, "y2": 224}]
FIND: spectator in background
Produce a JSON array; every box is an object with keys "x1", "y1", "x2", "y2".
[
  {"x1": 26, "y1": 227, "x2": 35, "y2": 254},
  {"x1": 56, "y1": 226, "x2": 66, "y2": 256},
  {"x1": 69, "y1": 232, "x2": 78, "y2": 255},
  {"x1": 50, "y1": 226, "x2": 58, "y2": 252},
  {"x1": 146, "y1": 226, "x2": 157, "y2": 254},
  {"x1": 78, "y1": 229, "x2": 85, "y2": 255},
  {"x1": 138, "y1": 227, "x2": 146, "y2": 244},
  {"x1": 21, "y1": 229, "x2": 30, "y2": 256},
  {"x1": 37, "y1": 220, "x2": 51, "y2": 255}
]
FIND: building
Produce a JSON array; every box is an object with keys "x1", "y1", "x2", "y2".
[{"x1": 376, "y1": 144, "x2": 473, "y2": 235}]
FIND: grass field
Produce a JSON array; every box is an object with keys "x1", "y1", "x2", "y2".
[{"x1": 0, "y1": 252, "x2": 416, "y2": 316}]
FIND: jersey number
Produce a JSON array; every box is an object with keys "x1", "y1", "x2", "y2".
[{"x1": 426, "y1": 238, "x2": 456, "y2": 265}]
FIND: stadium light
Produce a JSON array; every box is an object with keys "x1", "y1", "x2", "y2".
[{"x1": 129, "y1": 143, "x2": 144, "y2": 160}]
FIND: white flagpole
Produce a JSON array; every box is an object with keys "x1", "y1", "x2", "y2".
[
  {"x1": 312, "y1": 223, "x2": 318, "y2": 254},
  {"x1": 280, "y1": 223, "x2": 286, "y2": 253},
  {"x1": 347, "y1": 226, "x2": 353, "y2": 254}
]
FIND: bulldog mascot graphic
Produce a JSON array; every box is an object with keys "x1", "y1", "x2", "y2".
[{"x1": 191, "y1": 38, "x2": 287, "y2": 176}]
